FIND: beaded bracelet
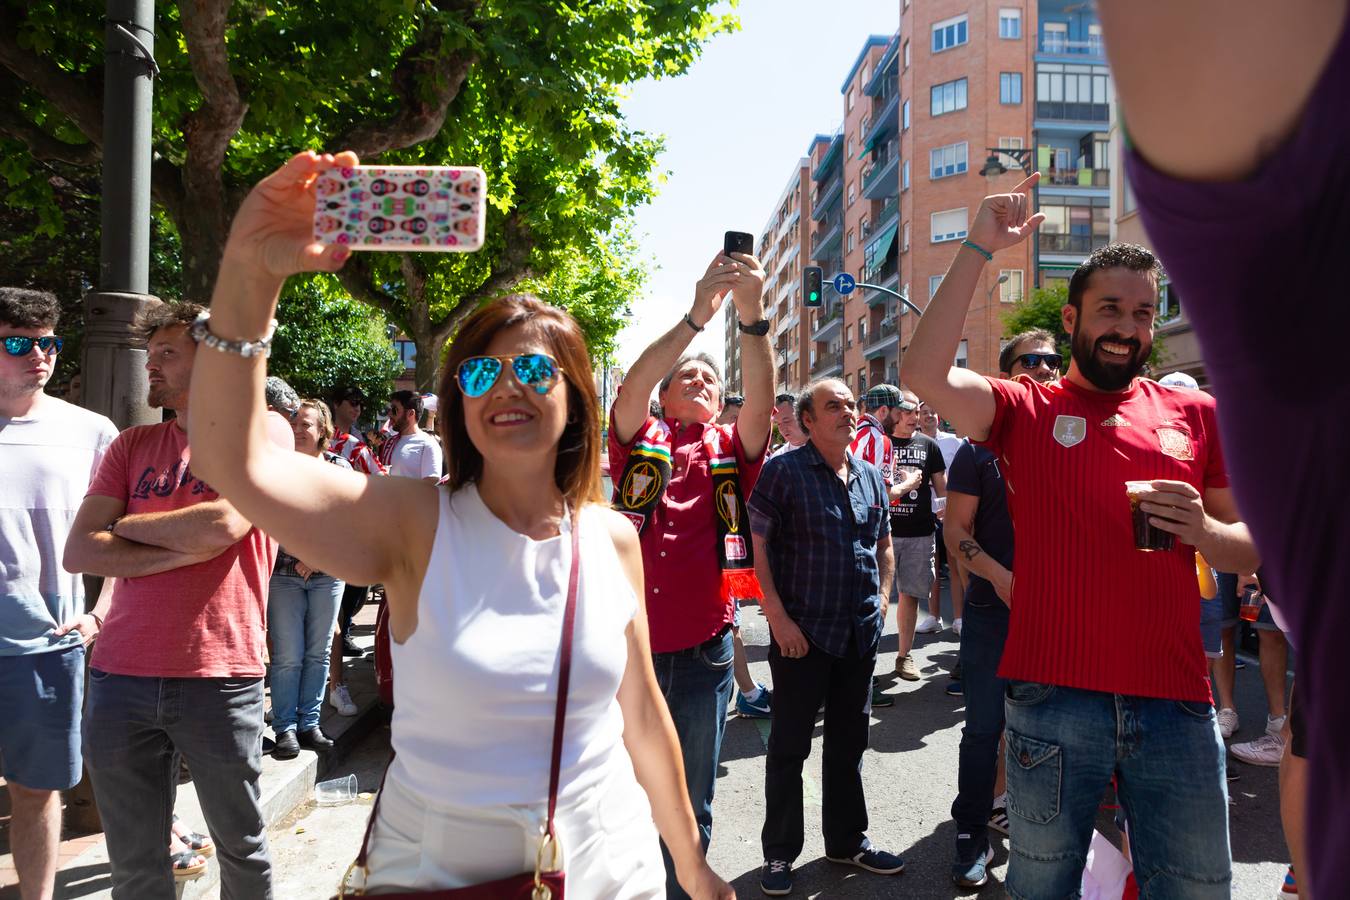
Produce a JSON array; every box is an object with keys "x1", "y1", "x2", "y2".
[{"x1": 961, "y1": 238, "x2": 994, "y2": 261}]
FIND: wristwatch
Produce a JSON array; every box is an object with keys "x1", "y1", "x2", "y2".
[
  {"x1": 737, "y1": 318, "x2": 770, "y2": 336},
  {"x1": 681, "y1": 312, "x2": 704, "y2": 333}
]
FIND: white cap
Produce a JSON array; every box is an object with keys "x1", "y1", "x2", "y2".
[{"x1": 1158, "y1": 371, "x2": 1199, "y2": 389}]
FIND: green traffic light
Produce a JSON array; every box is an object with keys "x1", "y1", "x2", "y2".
[{"x1": 810, "y1": 291, "x2": 819, "y2": 301}]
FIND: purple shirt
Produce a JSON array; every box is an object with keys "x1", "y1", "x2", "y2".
[{"x1": 1125, "y1": 15, "x2": 1350, "y2": 895}]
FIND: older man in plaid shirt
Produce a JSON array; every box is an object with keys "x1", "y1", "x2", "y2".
[{"x1": 748, "y1": 378, "x2": 904, "y2": 896}]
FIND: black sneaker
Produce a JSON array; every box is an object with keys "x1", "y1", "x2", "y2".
[
  {"x1": 298, "y1": 727, "x2": 334, "y2": 752},
  {"x1": 870, "y1": 678, "x2": 894, "y2": 708},
  {"x1": 826, "y1": 845, "x2": 905, "y2": 875},
  {"x1": 341, "y1": 635, "x2": 364, "y2": 658},
  {"x1": 273, "y1": 730, "x2": 300, "y2": 760},
  {"x1": 760, "y1": 859, "x2": 793, "y2": 896}
]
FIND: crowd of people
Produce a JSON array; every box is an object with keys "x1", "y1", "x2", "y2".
[{"x1": 3, "y1": 6, "x2": 1348, "y2": 899}]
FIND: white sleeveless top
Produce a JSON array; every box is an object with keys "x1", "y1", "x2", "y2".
[{"x1": 389, "y1": 484, "x2": 639, "y2": 810}]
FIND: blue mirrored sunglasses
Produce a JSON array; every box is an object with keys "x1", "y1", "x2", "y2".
[
  {"x1": 3, "y1": 335, "x2": 63, "y2": 357},
  {"x1": 456, "y1": 353, "x2": 563, "y2": 398}
]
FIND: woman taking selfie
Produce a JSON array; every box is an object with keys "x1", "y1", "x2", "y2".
[{"x1": 187, "y1": 151, "x2": 734, "y2": 899}]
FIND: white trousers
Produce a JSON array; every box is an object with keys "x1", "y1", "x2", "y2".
[{"x1": 360, "y1": 763, "x2": 665, "y2": 898}]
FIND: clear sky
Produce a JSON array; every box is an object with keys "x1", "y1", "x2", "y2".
[{"x1": 615, "y1": 0, "x2": 900, "y2": 370}]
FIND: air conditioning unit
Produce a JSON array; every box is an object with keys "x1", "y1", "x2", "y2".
[{"x1": 879, "y1": 316, "x2": 894, "y2": 328}]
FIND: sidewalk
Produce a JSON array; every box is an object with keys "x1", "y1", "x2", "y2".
[{"x1": 0, "y1": 602, "x2": 387, "y2": 900}]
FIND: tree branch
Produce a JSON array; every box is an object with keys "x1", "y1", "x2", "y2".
[
  {"x1": 336, "y1": 255, "x2": 403, "y2": 322},
  {"x1": 428, "y1": 211, "x2": 534, "y2": 344},
  {"x1": 334, "y1": 6, "x2": 479, "y2": 158},
  {"x1": 0, "y1": 106, "x2": 99, "y2": 167},
  {"x1": 0, "y1": 30, "x2": 104, "y2": 146}
]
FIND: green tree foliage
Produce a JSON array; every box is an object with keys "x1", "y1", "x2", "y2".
[
  {"x1": 1001, "y1": 281, "x2": 1167, "y2": 372},
  {"x1": 0, "y1": 0, "x2": 736, "y2": 388}
]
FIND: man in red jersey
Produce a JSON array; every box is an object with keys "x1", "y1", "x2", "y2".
[{"x1": 902, "y1": 176, "x2": 1259, "y2": 898}]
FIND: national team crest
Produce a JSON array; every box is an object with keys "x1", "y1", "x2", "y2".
[
  {"x1": 1052, "y1": 415, "x2": 1087, "y2": 448},
  {"x1": 1157, "y1": 427, "x2": 1194, "y2": 461},
  {"x1": 715, "y1": 480, "x2": 741, "y2": 533},
  {"x1": 621, "y1": 460, "x2": 662, "y2": 510}
]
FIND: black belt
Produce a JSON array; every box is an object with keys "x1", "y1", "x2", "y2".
[{"x1": 660, "y1": 623, "x2": 732, "y2": 657}]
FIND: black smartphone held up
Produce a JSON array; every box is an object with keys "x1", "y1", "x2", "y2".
[{"x1": 723, "y1": 230, "x2": 754, "y2": 258}]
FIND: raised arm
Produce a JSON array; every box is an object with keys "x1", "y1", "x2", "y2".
[
  {"x1": 729, "y1": 252, "x2": 774, "y2": 460},
  {"x1": 1098, "y1": 1, "x2": 1347, "y2": 182},
  {"x1": 111, "y1": 499, "x2": 252, "y2": 555},
  {"x1": 900, "y1": 175, "x2": 1043, "y2": 440},
  {"x1": 64, "y1": 495, "x2": 219, "y2": 578},
  {"x1": 612, "y1": 254, "x2": 743, "y2": 444},
  {"x1": 186, "y1": 151, "x2": 436, "y2": 605}
]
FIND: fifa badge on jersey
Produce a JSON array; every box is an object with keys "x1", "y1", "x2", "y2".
[
  {"x1": 1052, "y1": 415, "x2": 1087, "y2": 448},
  {"x1": 723, "y1": 534, "x2": 748, "y2": 561},
  {"x1": 1156, "y1": 427, "x2": 1194, "y2": 461}
]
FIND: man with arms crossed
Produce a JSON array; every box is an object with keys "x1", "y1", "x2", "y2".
[
  {"x1": 64, "y1": 302, "x2": 292, "y2": 899},
  {"x1": 750, "y1": 379, "x2": 904, "y2": 895},
  {"x1": 0, "y1": 288, "x2": 118, "y2": 900},
  {"x1": 903, "y1": 178, "x2": 1258, "y2": 897},
  {"x1": 609, "y1": 249, "x2": 773, "y2": 898},
  {"x1": 943, "y1": 329, "x2": 1059, "y2": 888}
]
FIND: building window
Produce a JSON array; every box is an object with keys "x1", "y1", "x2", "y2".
[
  {"x1": 1121, "y1": 151, "x2": 1138, "y2": 214},
  {"x1": 930, "y1": 78, "x2": 969, "y2": 117},
  {"x1": 847, "y1": 181, "x2": 856, "y2": 207},
  {"x1": 999, "y1": 269, "x2": 1024, "y2": 302},
  {"x1": 845, "y1": 324, "x2": 853, "y2": 348},
  {"x1": 1158, "y1": 278, "x2": 1183, "y2": 324},
  {"x1": 902, "y1": 221, "x2": 911, "y2": 251},
  {"x1": 1088, "y1": 23, "x2": 1103, "y2": 55},
  {"x1": 930, "y1": 207, "x2": 969, "y2": 243},
  {"x1": 903, "y1": 40, "x2": 910, "y2": 68},
  {"x1": 902, "y1": 99, "x2": 910, "y2": 130},
  {"x1": 902, "y1": 160, "x2": 910, "y2": 190},
  {"x1": 858, "y1": 368, "x2": 868, "y2": 390},
  {"x1": 1043, "y1": 21, "x2": 1068, "y2": 53},
  {"x1": 847, "y1": 86, "x2": 856, "y2": 110},
  {"x1": 929, "y1": 274, "x2": 944, "y2": 299},
  {"x1": 846, "y1": 229, "x2": 856, "y2": 253},
  {"x1": 955, "y1": 339, "x2": 969, "y2": 368},
  {"x1": 929, "y1": 142, "x2": 968, "y2": 179},
  {"x1": 395, "y1": 339, "x2": 417, "y2": 369},
  {"x1": 846, "y1": 136, "x2": 854, "y2": 159},
  {"x1": 860, "y1": 216, "x2": 870, "y2": 238},
  {"x1": 858, "y1": 316, "x2": 867, "y2": 343},
  {"x1": 932, "y1": 15, "x2": 969, "y2": 53},
  {"x1": 1000, "y1": 72, "x2": 1023, "y2": 104},
  {"x1": 999, "y1": 8, "x2": 1022, "y2": 39}
]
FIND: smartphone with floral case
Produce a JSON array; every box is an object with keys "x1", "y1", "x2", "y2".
[{"x1": 312, "y1": 165, "x2": 486, "y2": 252}]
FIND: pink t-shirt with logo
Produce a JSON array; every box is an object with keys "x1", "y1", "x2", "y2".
[{"x1": 87, "y1": 419, "x2": 288, "y2": 678}]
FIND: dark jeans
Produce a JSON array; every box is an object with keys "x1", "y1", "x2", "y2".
[
  {"x1": 650, "y1": 627, "x2": 735, "y2": 900},
  {"x1": 950, "y1": 598, "x2": 1010, "y2": 858},
  {"x1": 337, "y1": 582, "x2": 369, "y2": 640},
  {"x1": 762, "y1": 633, "x2": 876, "y2": 863},
  {"x1": 83, "y1": 671, "x2": 272, "y2": 900}
]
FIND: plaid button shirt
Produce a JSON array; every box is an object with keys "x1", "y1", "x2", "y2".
[{"x1": 748, "y1": 440, "x2": 891, "y2": 657}]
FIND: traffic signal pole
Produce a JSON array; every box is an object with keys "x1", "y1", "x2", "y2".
[
  {"x1": 855, "y1": 282, "x2": 923, "y2": 317},
  {"x1": 82, "y1": 0, "x2": 159, "y2": 429}
]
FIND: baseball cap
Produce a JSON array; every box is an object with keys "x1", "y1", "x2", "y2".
[
  {"x1": 1158, "y1": 372, "x2": 1199, "y2": 390},
  {"x1": 862, "y1": 383, "x2": 904, "y2": 410}
]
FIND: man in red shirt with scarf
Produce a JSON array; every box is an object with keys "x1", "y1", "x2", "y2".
[{"x1": 610, "y1": 249, "x2": 773, "y2": 899}]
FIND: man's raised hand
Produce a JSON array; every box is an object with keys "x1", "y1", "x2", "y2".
[
  {"x1": 966, "y1": 172, "x2": 1046, "y2": 254},
  {"x1": 689, "y1": 253, "x2": 744, "y2": 328}
]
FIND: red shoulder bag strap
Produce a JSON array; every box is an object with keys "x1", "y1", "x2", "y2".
[{"x1": 346, "y1": 508, "x2": 582, "y2": 880}]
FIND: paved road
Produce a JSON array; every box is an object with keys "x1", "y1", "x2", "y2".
[{"x1": 258, "y1": 583, "x2": 1290, "y2": 899}]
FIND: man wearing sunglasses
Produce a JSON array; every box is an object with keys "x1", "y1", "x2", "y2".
[
  {"x1": 609, "y1": 249, "x2": 773, "y2": 898},
  {"x1": 944, "y1": 328, "x2": 1058, "y2": 887},
  {"x1": 0, "y1": 288, "x2": 118, "y2": 900},
  {"x1": 379, "y1": 390, "x2": 442, "y2": 482},
  {"x1": 903, "y1": 179, "x2": 1256, "y2": 897}
]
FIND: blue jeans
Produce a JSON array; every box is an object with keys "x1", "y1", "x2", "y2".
[
  {"x1": 950, "y1": 598, "x2": 1009, "y2": 859},
  {"x1": 83, "y1": 671, "x2": 272, "y2": 899},
  {"x1": 1004, "y1": 682, "x2": 1230, "y2": 900},
  {"x1": 650, "y1": 628, "x2": 734, "y2": 900},
  {"x1": 267, "y1": 572, "x2": 343, "y2": 734}
]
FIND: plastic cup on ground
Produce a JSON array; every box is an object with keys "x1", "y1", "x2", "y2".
[
  {"x1": 1124, "y1": 480, "x2": 1175, "y2": 552},
  {"x1": 315, "y1": 774, "x2": 358, "y2": 805}
]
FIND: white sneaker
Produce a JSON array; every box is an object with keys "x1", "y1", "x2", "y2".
[
  {"x1": 328, "y1": 684, "x2": 358, "y2": 717},
  {"x1": 1230, "y1": 732, "x2": 1284, "y2": 767},
  {"x1": 1216, "y1": 707, "x2": 1239, "y2": 739},
  {"x1": 1266, "y1": 714, "x2": 1287, "y2": 737},
  {"x1": 916, "y1": 615, "x2": 943, "y2": 634},
  {"x1": 952, "y1": 618, "x2": 963, "y2": 636}
]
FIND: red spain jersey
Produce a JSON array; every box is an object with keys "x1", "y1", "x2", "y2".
[
  {"x1": 330, "y1": 432, "x2": 385, "y2": 475},
  {"x1": 849, "y1": 413, "x2": 894, "y2": 484},
  {"x1": 982, "y1": 376, "x2": 1229, "y2": 702}
]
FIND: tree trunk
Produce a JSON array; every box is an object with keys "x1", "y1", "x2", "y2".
[{"x1": 412, "y1": 329, "x2": 447, "y2": 393}]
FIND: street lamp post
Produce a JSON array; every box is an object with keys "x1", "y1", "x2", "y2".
[{"x1": 980, "y1": 143, "x2": 1041, "y2": 290}]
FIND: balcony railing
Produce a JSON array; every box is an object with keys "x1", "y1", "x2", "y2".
[
  {"x1": 865, "y1": 318, "x2": 898, "y2": 350},
  {"x1": 1038, "y1": 232, "x2": 1109, "y2": 254},
  {"x1": 1035, "y1": 100, "x2": 1110, "y2": 123},
  {"x1": 1038, "y1": 36, "x2": 1104, "y2": 56},
  {"x1": 811, "y1": 306, "x2": 843, "y2": 340},
  {"x1": 812, "y1": 214, "x2": 843, "y2": 257},
  {"x1": 1043, "y1": 167, "x2": 1109, "y2": 188},
  {"x1": 812, "y1": 349, "x2": 843, "y2": 376},
  {"x1": 863, "y1": 256, "x2": 898, "y2": 287},
  {"x1": 811, "y1": 176, "x2": 842, "y2": 218}
]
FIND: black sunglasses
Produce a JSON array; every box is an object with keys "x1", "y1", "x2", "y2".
[
  {"x1": 3, "y1": 335, "x2": 63, "y2": 357},
  {"x1": 1015, "y1": 352, "x2": 1062, "y2": 370}
]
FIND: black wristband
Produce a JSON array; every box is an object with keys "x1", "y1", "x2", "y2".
[
  {"x1": 682, "y1": 313, "x2": 704, "y2": 333},
  {"x1": 737, "y1": 318, "x2": 770, "y2": 336}
]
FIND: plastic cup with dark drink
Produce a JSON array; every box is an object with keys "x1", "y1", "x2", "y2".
[
  {"x1": 1239, "y1": 585, "x2": 1265, "y2": 622},
  {"x1": 1125, "y1": 480, "x2": 1175, "y2": 552}
]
